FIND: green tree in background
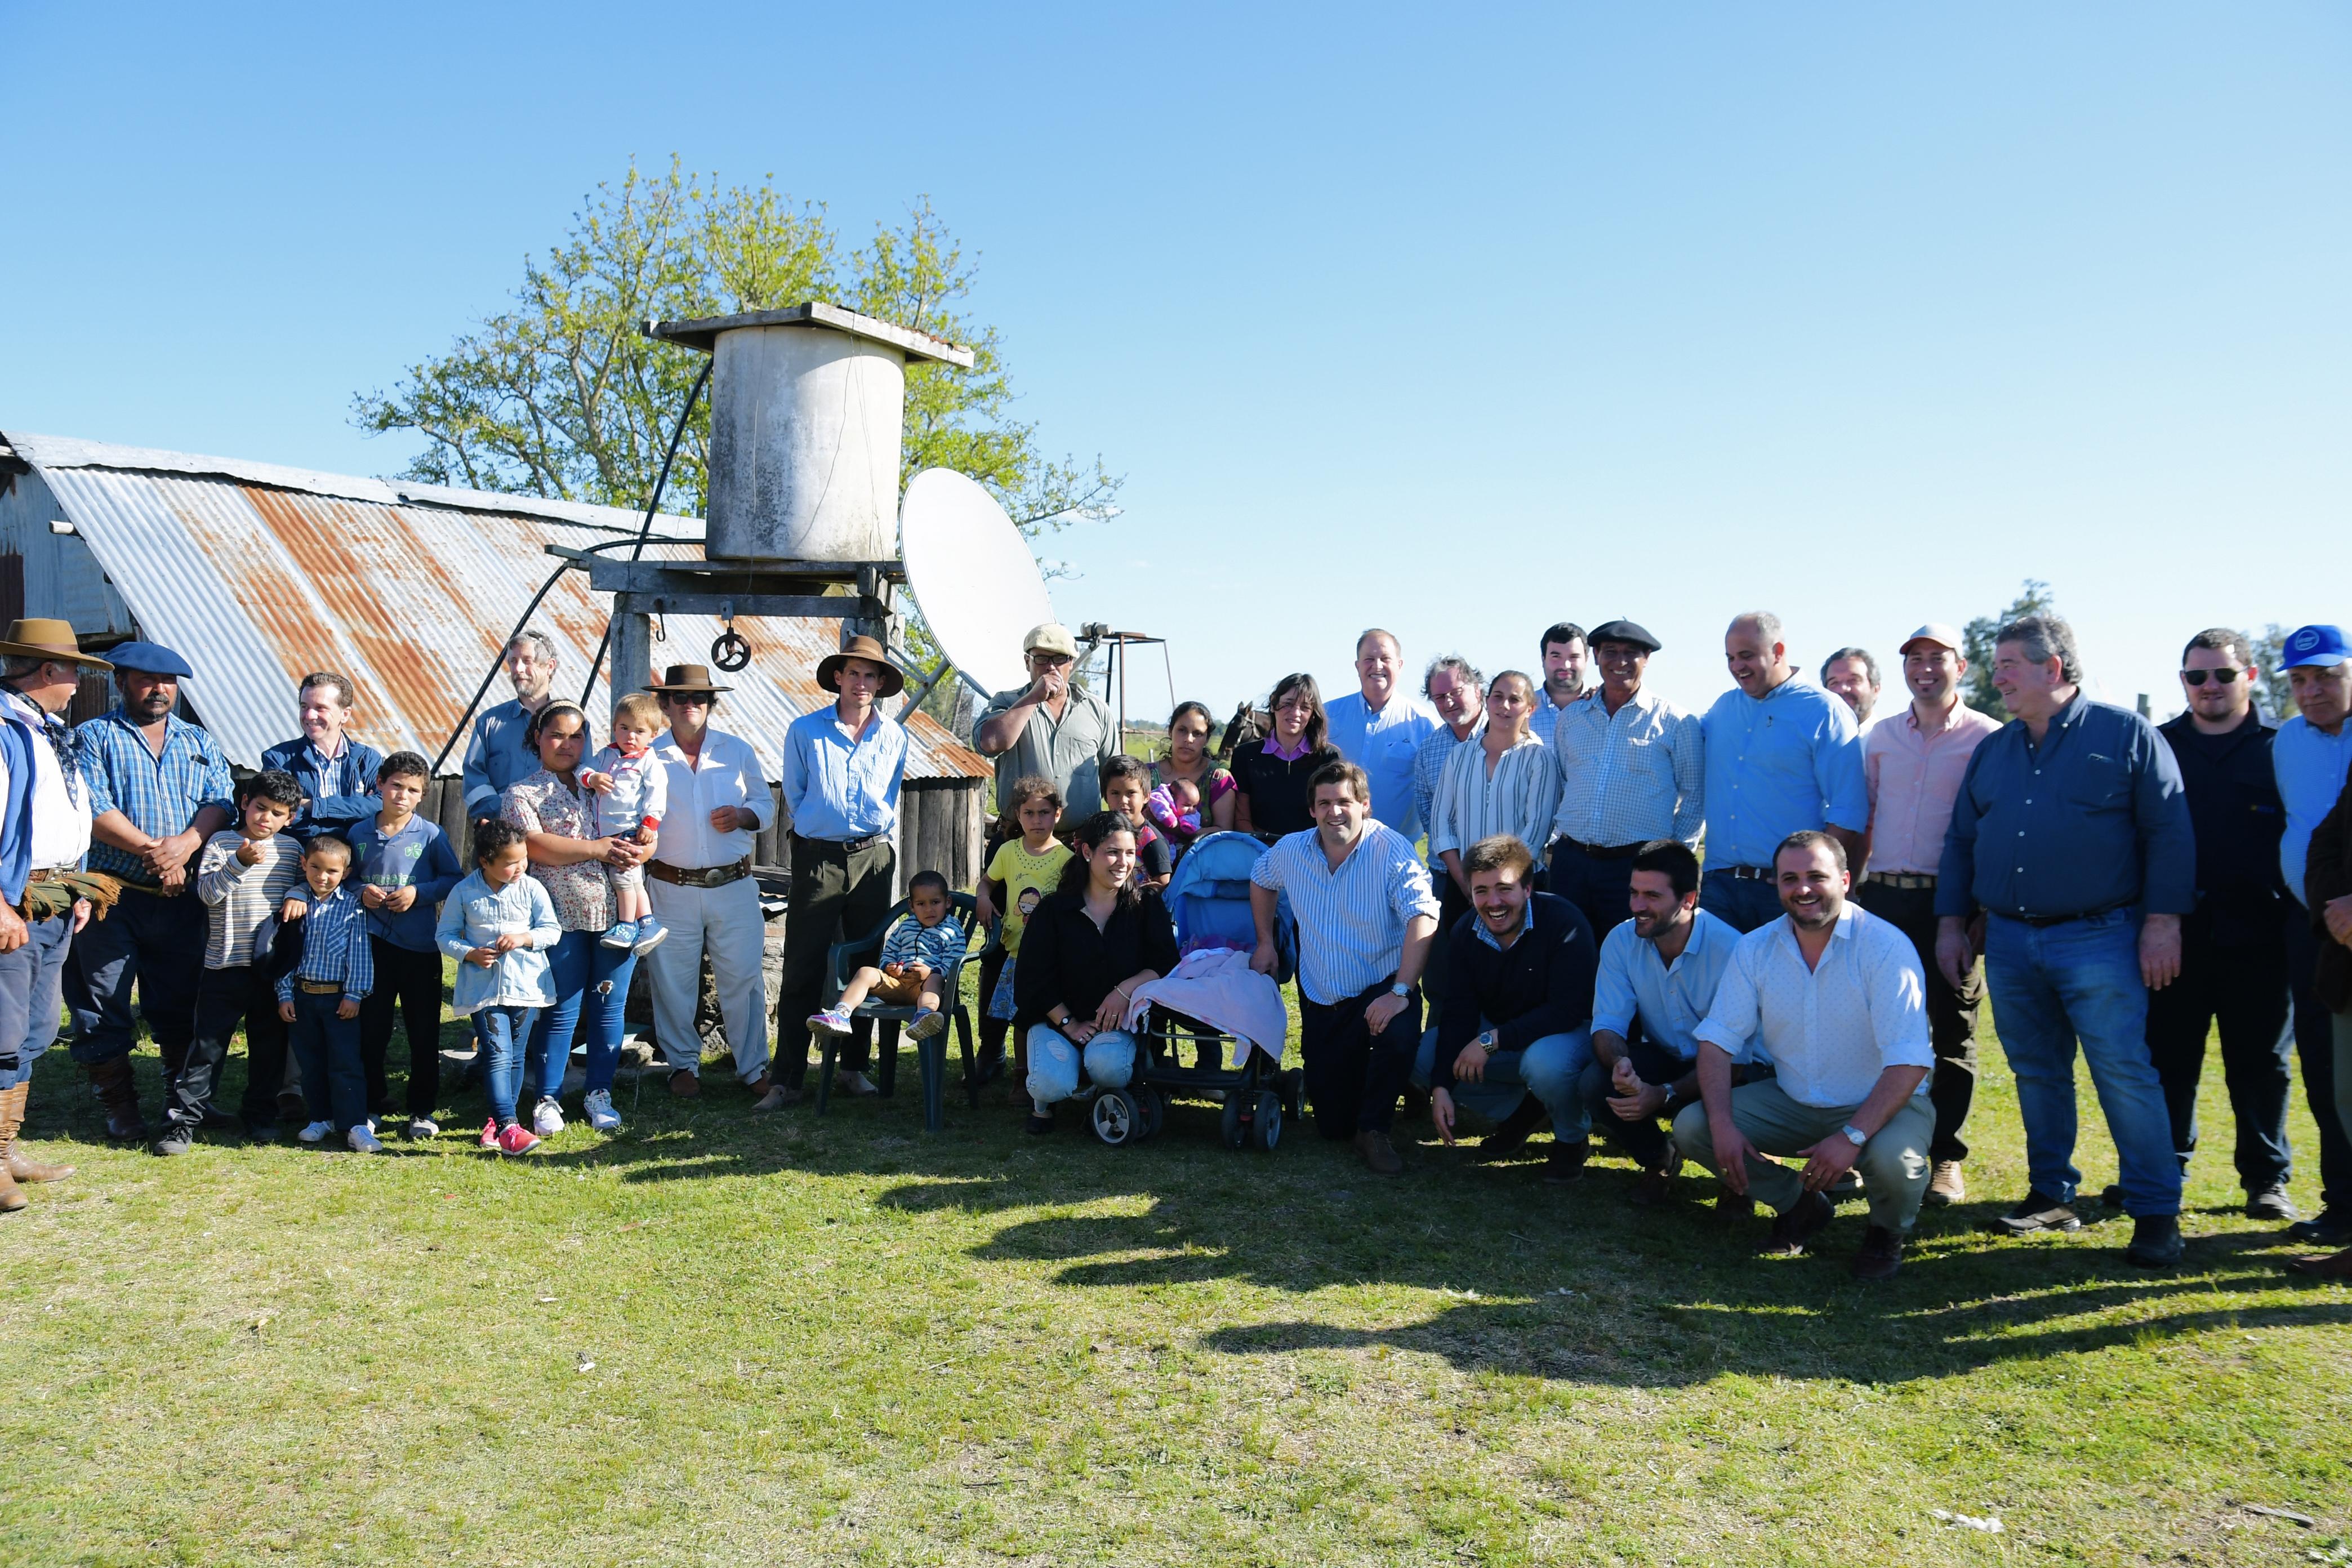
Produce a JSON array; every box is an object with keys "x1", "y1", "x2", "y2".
[
  {"x1": 1961, "y1": 579, "x2": 2057, "y2": 723},
  {"x1": 2247, "y1": 624, "x2": 2297, "y2": 721}
]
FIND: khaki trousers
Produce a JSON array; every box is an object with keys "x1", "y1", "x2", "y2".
[{"x1": 1672, "y1": 1079, "x2": 1934, "y2": 1233}]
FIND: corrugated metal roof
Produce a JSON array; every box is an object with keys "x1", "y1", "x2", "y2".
[{"x1": 15, "y1": 435, "x2": 989, "y2": 783}]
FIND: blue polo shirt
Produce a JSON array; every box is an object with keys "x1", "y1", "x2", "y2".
[
  {"x1": 2275, "y1": 714, "x2": 2352, "y2": 903},
  {"x1": 1326, "y1": 691, "x2": 1441, "y2": 840},
  {"x1": 1699, "y1": 679, "x2": 1867, "y2": 869}
]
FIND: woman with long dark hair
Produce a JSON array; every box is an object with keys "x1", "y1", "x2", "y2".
[
  {"x1": 1232, "y1": 674, "x2": 1340, "y2": 842},
  {"x1": 1013, "y1": 811, "x2": 1178, "y2": 1135},
  {"x1": 1148, "y1": 701, "x2": 1238, "y2": 852}
]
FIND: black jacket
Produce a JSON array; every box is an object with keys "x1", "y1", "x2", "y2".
[
  {"x1": 1013, "y1": 888, "x2": 1180, "y2": 1034},
  {"x1": 2158, "y1": 709, "x2": 2287, "y2": 946},
  {"x1": 1432, "y1": 893, "x2": 1597, "y2": 1088}
]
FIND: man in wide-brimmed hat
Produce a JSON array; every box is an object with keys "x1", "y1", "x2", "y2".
[
  {"x1": 0, "y1": 620, "x2": 114, "y2": 1208},
  {"x1": 777, "y1": 635, "x2": 910, "y2": 1101},
  {"x1": 640, "y1": 664, "x2": 784, "y2": 1111}
]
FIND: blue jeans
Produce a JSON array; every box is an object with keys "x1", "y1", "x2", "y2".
[
  {"x1": 1025, "y1": 1024, "x2": 1138, "y2": 1108},
  {"x1": 0, "y1": 912, "x2": 73, "y2": 1092},
  {"x1": 1983, "y1": 908, "x2": 2182, "y2": 1217},
  {"x1": 1412, "y1": 1023, "x2": 1594, "y2": 1142},
  {"x1": 478, "y1": 1004, "x2": 536, "y2": 1125},
  {"x1": 1698, "y1": 872, "x2": 1781, "y2": 934},
  {"x1": 287, "y1": 990, "x2": 367, "y2": 1133},
  {"x1": 525, "y1": 932, "x2": 639, "y2": 1103}
]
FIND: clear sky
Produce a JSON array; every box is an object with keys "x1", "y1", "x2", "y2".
[{"x1": 5, "y1": 3, "x2": 2346, "y2": 724}]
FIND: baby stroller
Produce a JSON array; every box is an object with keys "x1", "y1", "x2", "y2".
[{"x1": 1090, "y1": 830, "x2": 1306, "y2": 1151}]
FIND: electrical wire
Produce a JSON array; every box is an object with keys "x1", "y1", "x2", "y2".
[{"x1": 580, "y1": 357, "x2": 715, "y2": 703}]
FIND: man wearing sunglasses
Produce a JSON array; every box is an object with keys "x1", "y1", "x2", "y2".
[{"x1": 2139, "y1": 630, "x2": 2296, "y2": 1222}]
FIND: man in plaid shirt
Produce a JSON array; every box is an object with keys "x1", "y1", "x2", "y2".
[{"x1": 68, "y1": 642, "x2": 234, "y2": 1139}]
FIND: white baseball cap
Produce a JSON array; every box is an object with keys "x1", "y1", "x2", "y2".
[{"x1": 1899, "y1": 623, "x2": 1964, "y2": 655}]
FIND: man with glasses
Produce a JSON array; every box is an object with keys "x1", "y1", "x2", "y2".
[
  {"x1": 1547, "y1": 620, "x2": 1703, "y2": 941},
  {"x1": 2274, "y1": 624, "x2": 2352, "y2": 1245},
  {"x1": 977, "y1": 622, "x2": 1120, "y2": 830},
  {"x1": 2135, "y1": 630, "x2": 2296, "y2": 1220}
]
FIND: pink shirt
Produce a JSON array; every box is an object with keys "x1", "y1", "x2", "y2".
[{"x1": 1863, "y1": 702, "x2": 2004, "y2": 874}]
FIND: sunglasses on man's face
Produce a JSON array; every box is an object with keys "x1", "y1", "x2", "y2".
[{"x1": 2180, "y1": 668, "x2": 2248, "y2": 686}]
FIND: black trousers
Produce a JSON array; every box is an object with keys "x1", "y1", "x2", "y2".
[
  {"x1": 359, "y1": 938, "x2": 446, "y2": 1120},
  {"x1": 777, "y1": 835, "x2": 893, "y2": 1087},
  {"x1": 2145, "y1": 926, "x2": 2294, "y2": 1191},
  {"x1": 1547, "y1": 841, "x2": 1638, "y2": 942},
  {"x1": 1579, "y1": 1034, "x2": 1687, "y2": 1170},
  {"x1": 1425, "y1": 877, "x2": 1471, "y2": 1013},
  {"x1": 2285, "y1": 900, "x2": 2352, "y2": 1213},
  {"x1": 1299, "y1": 975, "x2": 1422, "y2": 1138},
  {"x1": 173, "y1": 963, "x2": 289, "y2": 1128},
  {"x1": 1854, "y1": 878, "x2": 1983, "y2": 1162}
]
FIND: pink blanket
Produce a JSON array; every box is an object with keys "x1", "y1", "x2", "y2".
[{"x1": 1120, "y1": 947, "x2": 1291, "y2": 1067}]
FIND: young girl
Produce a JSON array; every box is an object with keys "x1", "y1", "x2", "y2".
[
  {"x1": 808, "y1": 871, "x2": 967, "y2": 1042},
  {"x1": 436, "y1": 819, "x2": 564, "y2": 1155},
  {"x1": 581, "y1": 692, "x2": 669, "y2": 955},
  {"x1": 975, "y1": 777, "x2": 1073, "y2": 1104}
]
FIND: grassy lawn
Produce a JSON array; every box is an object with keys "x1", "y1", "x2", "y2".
[{"x1": 5, "y1": 974, "x2": 2350, "y2": 1567}]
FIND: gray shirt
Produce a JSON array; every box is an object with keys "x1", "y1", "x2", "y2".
[{"x1": 978, "y1": 687, "x2": 1120, "y2": 824}]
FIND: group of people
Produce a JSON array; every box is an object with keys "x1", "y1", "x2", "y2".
[{"x1": 6, "y1": 605, "x2": 2352, "y2": 1287}]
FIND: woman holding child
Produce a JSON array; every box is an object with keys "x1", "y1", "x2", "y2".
[
  {"x1": 1146, "y1": 701, "x2": 1237, "y2": 855},
  {"x1": 500, "y1": 700, "x2": 653, "y2": 1138}
]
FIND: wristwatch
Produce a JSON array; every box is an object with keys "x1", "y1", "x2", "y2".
[
  {"x1": 1842, "y1": 1123, "x2": 1870, "y2": 1148},
  {"x1": 1390, "y1": 982, "x2": 1411, "y2": 999}
]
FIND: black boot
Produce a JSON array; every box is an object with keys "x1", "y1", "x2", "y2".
[{"x1": 86, "y1": 1056, "x2": 148, "y2": 1142}]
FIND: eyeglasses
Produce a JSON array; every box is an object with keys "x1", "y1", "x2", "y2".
[{"x1": 2180, "y1": 668, "x2": 2249, "y2": 686}]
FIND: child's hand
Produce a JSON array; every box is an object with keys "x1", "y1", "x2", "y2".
[
  {"x1": 579, "y1": 769, "x2": 614, "y2": 795},
  {"x1": 467, "y1": 945, "x2": 500, "y2": 968},
  {"x1": 902, "y1": 962, "x2": 932, "y2": 982},
  {"x1": 236, "y1": 836, "x2": 267, "y2": 866},
  {"x1": 360, "y1": 884, "x2": 389, "y2": 908},
  {"x1": 277, "y1": 1000, "x2": 297, "y2": 1023},
  {"x1": 279, "y1": 897, "x2": 308, "y2": 921},
  {"x1": 336, "y1": 998, "x2": 360, "y2": 1020},
  {"x1": 493, "y1": 933, "x2": 526, "y2": 952},
  {"x1": 383, "y1": 887, "x2": 416, "y2": 912},
  {"x1": 973, "y1": 896, "x2": 995, "y2": 929},
  {"x1": 882, "y1": 961, "x2": 905, "y2": 978}
]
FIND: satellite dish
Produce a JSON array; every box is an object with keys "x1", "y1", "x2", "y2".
[{"x1": 899, "y1": 468, "x2": 1055, "y2": 701}]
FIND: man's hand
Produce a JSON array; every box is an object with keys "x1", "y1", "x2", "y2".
[
  {"x1": 1606, "y1": 1057, "x2": 1667, "y2": 1122},
  {"x1": 0, "y1": 903, "x2": 27, "y2": 954},
  {"x1": 277, "y1": 1000, "x2": 297, "y2": 1023},
  {"x1": 1796, "y1": 1131, "x2": 1861, "y2": 1194},
  {"x1": 1364, "y1": 992, "x2": 1409, "y2": 1036},
  {"x1": 467, "y1": 945, "x2": 500, "y2": 968},
  {"x1": 1453, "y1": 1035, "x2": 1490, "y2": 1084},
  {"x1": 603, "y1": 835, "x2": 651, "y2": 868},
  {"x1": 2140, "y1": 913, "x2": 2182, "y2": 990},
  {"x1": 2325, "y1": 894, "x2": 2352, "y2": 947},
  {"x1": 1249, "y1": 942, "x2": 1279, "y2": 977},
  {"x1": 280, "y1": 897, "x2": 308, "y2": 922},
  {"x1": 709, "y1": 804, "x2": 745, "y2": 835},
  {"x1": 1709, "y1": 1113, "x2": 1762, "y2": 1196},
  {"x1": 72, "y1": 898, "x2": 92, "y2": 934},
  {"x1": 336, "y1": 998, "x2": 360, "y2": 1021},
  {"x1": 155, "y1": 861, "x2": 188, "y2": 894},
  {"x1": 236, "y1": 836, "x2": 267, "y2": 866},
  {"x1": 578, "y1": 769, "x2": 614, "y2": 795},
  {"x1": 149, "y1": 828, "x2": 203, "y2": 877},
  {"x1": 1935, "y1": 915, "x2": 1975, "y2": 992},
  {"x1": 382, "y1": 887, "x2": 416, "y2": 913},
  {"x1": 1432, "y1": 1086, "x2": 1458, "y2": 1146},
  {"x1": 1030, "y1": 664, "x2": 1070, "y2": 706}
]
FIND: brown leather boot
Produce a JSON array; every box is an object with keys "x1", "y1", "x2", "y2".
[
  {"x1": 3, "y1": 1083, "x2": 75, "y2": 1183},
  {"x1": 0, "y1": 1158, "x2": 21, "y2": 1212},
  {"x1": 86, "y1": 1055, "x2": 148, "y2": 1142}
]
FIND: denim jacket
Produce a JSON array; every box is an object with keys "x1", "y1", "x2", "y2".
[{"x1": 434, "y1": 870, "x2": 563, "y2": 1015}]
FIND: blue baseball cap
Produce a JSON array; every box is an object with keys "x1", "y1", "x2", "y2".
[
  {"x1": 2279, "y1": 625, "x2": 2349, "y2": 671},
  {"x1": 103, "y1": 640, "x2": 194, "y2": 678}
]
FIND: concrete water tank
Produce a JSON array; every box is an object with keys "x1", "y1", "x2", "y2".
[{"x1": 643, "y1": 302, "x2": 974, "y2": 564}]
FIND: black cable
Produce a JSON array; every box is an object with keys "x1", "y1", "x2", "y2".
[
  {"x1": 430, "y1": 554, "x2": 577, "y2": 778},
  {"x1": 581, "y1": 357, "x2": 714, "y2": 704}
]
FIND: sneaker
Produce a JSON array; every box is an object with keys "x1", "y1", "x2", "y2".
[
  {"x1": 1990, "y1": 1192, "x2": 2081, "y2": 1235},
  {"x1": 599, "y1": 920, "x2": 639, "y2": 950},
  {"x1": 2287, "y1": 1208, "x2": 2352, "y2": 1246},
  {"x1": 2125, "y1": 1214, "x2": 2184, "y2": 1268},
  {"x1": 298, "y1": 1120, "x2": 334, "y2": 1144},
  {"x1": 583, "y1": 1089, "x2": 622, "y2": 1133},
  {"x1": 906, "y1": 1008, "x2": 948, "y2": 1041},
  {"x1": 1542, "y1": 1141, "x2": 1591, "y2": 1184},
  {"x1": 496, "y1": 1121, "x2": 542, "y2": 1155},
  {"x1": 2246, "y1": 1185, "x2": 2297, "y2": 1223},
  {"x1": 836, "y1": 1070, "x2": 879, "y2": 1097},
  {"x1": 1849, "y1": 1225, "x2": 1904, "y2": 1281},
  {"x1": 479, "y1": 1119, "x2": 500, "y2": 1150},
  {"x1": 151, "y1": 1121, "x2": 195, "y2": 1157},
  {"x1": 805, "y1": 1008, "x2": 856, "y2": 1037},
  {"x1": 1760, "y1": 1192, "x2": 1836, "y2": 1256},
  {"x1": 532, "y1": 1097, "x2": 565, "y2": 1138},
  {"x1": 406, "y1": 1117, "x2": 440, "y2": 1141},
  {"x1": 630, "y1": 917, "x2": 669, "y2": 956},
  {"x1": 346, "y1": 1124, "x2": 384, "y2": 1154},
  {"x1": 1924, "y1": 1160, "x2": 1966, "y2": 1206}
]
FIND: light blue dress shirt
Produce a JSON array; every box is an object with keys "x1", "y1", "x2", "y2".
[
  {"x1": 1699, "y1": 679, "x2": 1868, "y2": 869},
  {"x1": 2274, "y1": 714, "x2": 2352, "y2": 902},
  {"x1": 1325, "y1": 691, "x2": 1441, "y2": 840},
  {"x1": 436, "y1": 869, "x2": 565, "y2": 1015},
  {"x1": 1590, "y1": 907, "x2": 1741, "y2": 1061},
  {"x1": 782, "y1": 703, "x2": 907, "y2": 841}
]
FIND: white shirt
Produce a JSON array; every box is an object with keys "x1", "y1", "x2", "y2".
[
  {"x1": 1251, "y1": 822, "x2": 1442, "y2": 1006},
  {"x1": 1693, "y1": 903, "x2": 1933, "y2": 1108},
  {"x1": 1428, "y1": 732, "x2": 1562, "y2": 861},
  {"x1": 7, "y1": 690, "x2": 92, "y2": 870},
  {"x1": 651, "y1": 728, "x2": 767, "y2": 870}
]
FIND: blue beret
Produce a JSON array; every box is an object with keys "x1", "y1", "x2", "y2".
[{"x1": 103, "y1": 640, "x2": 194, "y2": 678}]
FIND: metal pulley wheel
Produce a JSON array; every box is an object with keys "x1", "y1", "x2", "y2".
[{"x1": 711, "y1": 621, "x2": 751, "y2": 672}]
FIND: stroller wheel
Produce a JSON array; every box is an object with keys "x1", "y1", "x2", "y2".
[
  {"x1": 1092, "y1": 1088, "x2": 1141, "y2": 1147},
  {"x1": 1251, "y1": 1090, "x2": 1283, "y2": 1151},
  {"x1": 1219, "y1": 1093, "x2": 1247, "y2": 1150},
  {"x1": 1135, "y1": 1088, "x2": 1166, "y2": 1141}
]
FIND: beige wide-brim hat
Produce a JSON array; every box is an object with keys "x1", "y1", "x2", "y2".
[
  {"x1": 0, "y1": 618, "x2": 112, "y2": 670},
  {"x1": 814, "y1": 635, "x2": 906, "y2": 699}
]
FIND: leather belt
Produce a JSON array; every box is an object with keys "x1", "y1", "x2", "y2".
[
  {"x1": 1713, "y1": 863, "x2": 1773, "y2": 881},
  {"x1": 1864, "y1": 871, "x2": 1937, "y2": 890},
  {"x1": 26, "y1": 868, "x2": 72, "y2": 884},
  {"x1": 792, "y1": 831, "x2": 890, "y2": 856},
  {"x1": 2003, "y1": 903, "x2": 2127, "y2": 930},
  {"x1": 1558, "y1": 836, "x2": 1644, "y2": 861},
  {"x1": 296, "y1": 979, "x2": 344, "y2": 995},
  {"x1": 648, "y1": 856, "x2": 751, "y2": 890}
]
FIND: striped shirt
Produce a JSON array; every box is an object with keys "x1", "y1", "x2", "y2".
[
  {"x1": 277, "y1": 884, "x2": 375, "y2": 1004},
  {"x1": 195, "y1": 830, "x2": 304, "y2": 968},
  {"x1": 1411, "y1": 719, "x2": 1482, "y2": 849},
  {"x1": 1429, "y1": 732, "x2": 1562, "y2": 862},
  {"x1": 1251, "y1": 822, "x2": 1441, "y2": 1005},
  {"x1": 881, "y1": 913, "x2": 969, "y2": 972},
  {"x1": 1693, "y1": 904, "x2": 1932, "y2": 1108},
  {"x1": 75, "y1": 707, "x2": 235, "y2": 885},
  {"x1": 1549, "y1": 686, "x2": 1706, "y2": 849}
]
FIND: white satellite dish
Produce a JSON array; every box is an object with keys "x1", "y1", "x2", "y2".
[{"x1": 898, "y1": 468, "x2": 1056, "y2": 701}]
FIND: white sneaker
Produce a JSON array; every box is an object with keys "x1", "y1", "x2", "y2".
[
  {"x1": 532, "y1": 1097, "x2": 566, "y2": 1137},
  {"x1": 298, "y1": 1119, "x2": 333, "y2": 1144},
  {"x1": 346, "y1": 1124, "x2": 384, "y2": 1153},
  {"x1": 583, "y1": 1088, "x2": 622, "y2": 1133}
]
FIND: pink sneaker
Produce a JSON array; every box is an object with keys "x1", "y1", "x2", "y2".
[
  {"x1": 806, "y1": 1007, "x2": 855, "y2": 1037},
  {"x1": 479, "y1": 1118, "x2": 500, "y2": 1150},
  {"x1": 496, "y1": 1122, "x2": 542, "y2": 1155}
]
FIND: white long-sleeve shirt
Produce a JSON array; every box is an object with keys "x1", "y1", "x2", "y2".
[{"x1": 650, "y1": 728, "x2": 767, "y2": 870}]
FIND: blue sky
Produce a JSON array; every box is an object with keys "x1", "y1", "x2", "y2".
[{"x1": 5, "y1": 3, "x2": 2346, "y2": 723}]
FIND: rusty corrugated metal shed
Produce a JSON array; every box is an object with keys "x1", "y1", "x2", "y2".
[{"x1": 7, "y1": 432, "x2": 990, "y2": 783}]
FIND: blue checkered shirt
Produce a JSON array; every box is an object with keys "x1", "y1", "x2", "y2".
[
  {"x1": 74, "y1": 708, "x2": 235, "y2": 885},
  {"x1": 881, "y1": 913, "x2": 968, "y2": 973},
  {"x1": 277, "y1": 885, "x2": 376, "y2": 1004},
  {"x1": 1412, "y1": 719, "x2": 1482, "y2": 852}
]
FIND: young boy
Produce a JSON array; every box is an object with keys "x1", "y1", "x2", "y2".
[
  {"x1": 581, "y1": 692, "x2": 668, "y2": 955},
  {"x1": 975, "y1": 777, "x2": 1073, "y2": 1102},
  {"x1": 161, "y1": 770, "x2": 305, "y2": 1154},
  {"x1": 808, "y1": 871, "x2": 967, "y2": 1043},
  {"x1": 436, "y1": 818, "x2": 563, "y2": 1155},
  {"x1": 348, "y1": 750, "x2": 462, "y2": 1141},
  {"x1": 277, "y1": 835, "x2": 378, "y2": 1153},
  {"x1": 1099, "y1": 755, "x2": 1173, "y2": 890}
]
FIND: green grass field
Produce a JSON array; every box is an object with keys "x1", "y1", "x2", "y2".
[{"x1": 5, "y1": 973, "x2": 2350, "y2": 1566}]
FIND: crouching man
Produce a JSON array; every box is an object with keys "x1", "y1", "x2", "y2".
[{"x1": 1671, "y1": 830, "x2": 1936, "y2": 1280}]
